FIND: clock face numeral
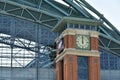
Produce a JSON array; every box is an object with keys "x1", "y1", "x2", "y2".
[{"x1": 76, "y1": 34, "x2": 90, "y2": 50}]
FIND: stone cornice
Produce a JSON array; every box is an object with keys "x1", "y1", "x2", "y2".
[{"x1": 55, "y1": 48, "x2": 100, "y2": 62}]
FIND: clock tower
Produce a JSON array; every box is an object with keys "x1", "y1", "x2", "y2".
[{"x1": 53, "y1": 17, "x2": 102, "y2": 80}]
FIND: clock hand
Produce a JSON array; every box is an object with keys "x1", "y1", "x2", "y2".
[{"x1": 82, "y1": 36, "x2": 83, "y2": 44}]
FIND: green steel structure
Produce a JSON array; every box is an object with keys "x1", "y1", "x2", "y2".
[
  {"x1": 0, "y1": 0, "x2": 120, "y2": 80},
  {"x1": 0, "y1": 0, "x2": 120, "y2": 54}
]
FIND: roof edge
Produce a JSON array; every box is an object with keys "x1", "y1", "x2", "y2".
[{"x1": 52, "y1": 17, "x2": 103, "y2": 32}]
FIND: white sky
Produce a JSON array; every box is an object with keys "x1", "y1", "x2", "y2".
[
  {"x1": 86, "y1": 0, "x2": 120, "y2": 31},
  {"x1": 58, "y1": 0, "x2": 120, "y2": 31}
]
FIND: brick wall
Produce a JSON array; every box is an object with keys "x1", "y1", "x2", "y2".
[
  {"x1": 56, "y1": 61, "x2": 62, "y2": 80},
  {"x1": 64, "y1": 35, "x2": 75, "y2": 48},
  {"x1": 90, "y1": 37, "x2": 99, "y2": 50},
  {"x1": 64, "y1": 54, "x2": 78, "y2": 80},
  {"x1": 89, "y1": 56, "x2": 100, "y2": 80},
  {"x1": 89, "y1": 37, "x2": 100, "y2": 80}
]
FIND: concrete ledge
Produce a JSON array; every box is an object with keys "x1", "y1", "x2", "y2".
[
  {"x1": 58, "y1": 28, "x2": 99, "y2": 40},
  {"x1": 55, "y1": 48, "x2": 100, "y2": 62}
]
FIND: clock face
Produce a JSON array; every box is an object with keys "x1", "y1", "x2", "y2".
[{"x1": 76, "y1": 34, "x2": 90, "y2": 50}]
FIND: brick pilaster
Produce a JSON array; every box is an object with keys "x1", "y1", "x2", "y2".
[
  {"x1": 56, "y1": 61, "x2": 62, "y2": 80},
  {"x1": 89, "y1": 57, "x2": 100, "y2": 80},
  {"x1": 64, "y1": 35, "x2": 75, "y2": 48},
  {"x1": 90, "y1": 37, "x2": 99, "y2": 50},
  {"x1": 89, "y1": 37, "x2": 100, "y2": 80},
  {"x1": 64, "y1": 54, "x2": 78, "y2": 80}
]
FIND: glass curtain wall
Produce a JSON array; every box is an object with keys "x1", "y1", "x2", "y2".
[
  {"x1": 100, "y1": 48, "x2": 120, "y2": 80},
  {"x1": 0, "y1": 14, "x2": 56, "y2": 80}
]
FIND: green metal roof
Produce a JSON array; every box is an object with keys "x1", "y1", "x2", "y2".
[
  {"x1": 0, "y1": 0, "x2": 120, "y2": 55},
  {"x1": 52, "y1": 17, "x2": 102, "y2": 32}
]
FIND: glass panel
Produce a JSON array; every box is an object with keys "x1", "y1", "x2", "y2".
[
  {"x1": 91, "y1": 26, "x2": 96, "y2": 31},
  {"x1": 78, "y1": 57, "x2": 88, "y2": 80},
  {"x1": 80, "y1": 24, "x2": 85, "y2": 29},
  {"x1": 100, "y1": 48, "x2": 120, "y2": 80},
  {"x1": 74, "y1": 24, "x2": 79, "y2": 28},
  {"x1": 0, "y1": 14, "x2": 56, "y2": 80},
  {"x1": 85, "y1": 25, "x2": 90, "y2": 30},
  {"x1": 69, "y1": 23, "x2": 74, "y2": 28}
]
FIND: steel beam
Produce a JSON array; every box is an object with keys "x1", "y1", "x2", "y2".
[
  {"x1": 0, "y1": 0, "x2": 60, "y2": 28},
  {"x1": 78, "y1": 0, "x2": 120, "y2": 36},
  {"x1": 99, "y1": 34, "x2": 120, "y2": 55},
  {"x1": 63, "y1": 0, "x2": 89, "y2": 17}
]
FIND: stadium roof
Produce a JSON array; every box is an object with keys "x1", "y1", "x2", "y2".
[{"x1": 0, "y1": 0, "x2": 120, "y2": 56}]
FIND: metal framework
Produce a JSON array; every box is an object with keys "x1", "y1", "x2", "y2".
[
  {"x1": 0, "y1": 0, "x2": 119, "y2": 68},
  {"x1": 0, "y1": 14, "x2": 57, "y2": 68},
  {"x1": 0, "y1": 0, "x2": 120, "y2": 80}
]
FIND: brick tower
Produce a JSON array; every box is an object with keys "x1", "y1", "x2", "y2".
[{"x1": 53, "y1": 17, "x2": 102, "y2": 80}]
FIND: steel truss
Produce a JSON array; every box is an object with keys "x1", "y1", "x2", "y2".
[
  {"x1": 0, "y1": 0, "x2": 86, "y2": 28},
  {"x1": 99, "y1": 34, "x2": 120, "y2": 55},
  {"x1": 0, "y1": 33, "x2": 55, "y2": 67},
  {"x1": 0, "y1": 0, "x2": 120, "y2": 68},
  {"x1": 0, "y1": 14, "x2": 56, "y2": 68},
  {"x1": 0, "y1": 0, "x2": 59, "y2": 28}
]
